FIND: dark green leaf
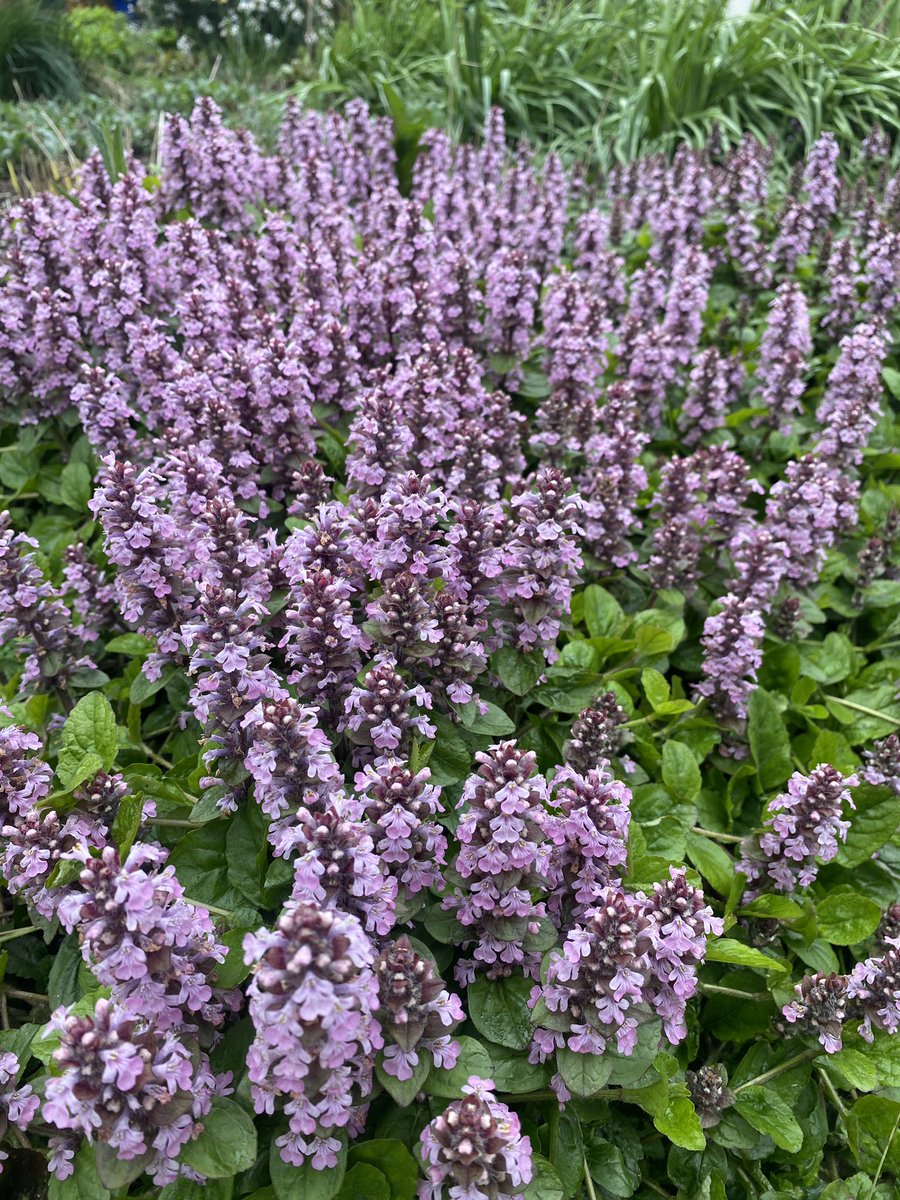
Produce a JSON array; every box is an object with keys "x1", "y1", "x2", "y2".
[
  {"x1": 57, "y1": 693, "x2": 118, "y2": 789},
  {"x1": 816, "y1": 892, "x2": 881, "y2": 945},
  {"x1": 747, "y1": 688, "x2": 792, "y2": 790},
  {"x1": 734, "y1": 1086, "x2": 804, "y2": 1152},
  {"x1": 375, "y1": 1052, "x2": 431, "y2": 1106},
  {"x1": 583, "y1": 585, "x2": 624, "y2": 637},
  {"x1": 427, "y1": 1035, "x2": 493, "y2": 1098},
  {"x1": 557, "y1": 1047, "x2": 613, "y2": 1096},
  {"x1": 491, "y1": 647, "x2": 544, "y2": 696},
  {"x1": 48, "y1": 1143, "x2": 111, "y2": 1200},
  {"x1": 661, "y1": 741, "x2": 701, "y2": 803},
  {"x1": 523, "y1": 1154, "x2": 564, "y2": 1200},
  {"x1": 179, "y1": 1096, "x2": 257, "y2": 1178},
  {"x1": 270, "y1": 1136, "x2": 346, "y2": 1199},
  {"x1": 347, "y1": 1141, "x2": 418, "y2": 1200},
  {"x1": 336, "y1": 1166, "x2": 389, "y2": 1200},
  {"x1": 468, "y1": 974, "x2": 533, "y2": 1050}
]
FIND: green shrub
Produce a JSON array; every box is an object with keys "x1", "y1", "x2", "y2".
[
  {"x1": 65, "y1": 6, "x2": 135, "y2": 73},
  {"x1": 0, "y1": 0, "x2": 81, "y2": 102}
]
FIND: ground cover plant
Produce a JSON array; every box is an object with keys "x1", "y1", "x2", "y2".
[{"x1": 0, "y1": 96, "x2": 897, "y2": 1199}]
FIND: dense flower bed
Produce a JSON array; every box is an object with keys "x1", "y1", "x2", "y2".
[{"x1": 0, "y1": 98, "x2": 898, "y2": 1199}]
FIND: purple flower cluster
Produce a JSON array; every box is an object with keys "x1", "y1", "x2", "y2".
[
  {"x1": 740, "y1": 765, "x2": 857, "y2": 894},
  {"x1": 243, "y1": 901, "x2": 380, "y2": 1169},
  {"x1": 374, "y1": 936, "x2": 463, "y2": 1082},
  {"x1": 43, "y1": 998, "x2": 221, "y2": 1185},
  {"x1": 445, "y1": 743, "x2": 552, "y2": 984},
  {"x1": 0, "y1": 1052, "x2": 38, "y2": 1175},
  {"x1": 418, "y1": 1076, "x2": 533, "y2": 1200}
]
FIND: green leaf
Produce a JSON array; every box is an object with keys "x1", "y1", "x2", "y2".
[
  {"x1": 654, "y1": 1092, "x2": 706, "y2": 1151},
  {"x1": 336, "y1": 1166, "x2": 389, "y2": 1200},
  {"x1": 110, "y1": 790, "x2": 143, "y2": 858},
  {"x1": 468, "y1": 975, "x2": 533, "y2": 1050},
  {"x1": 642, "y1": 667, "x2": 670, "y2": 710},
  {"x1": 740, "y1": 895, "x2": 804, "y2": 920},
  {"x1": 747, "y1": 688, "x2": 792, "y2": 790},
  {"x1": 822, "y1": 1047, "x2": 878, "y2": 1092},
  {"x1": 347, "y1": 1141, "x2": 418, "y2": 1200},
  {"x1": 427, "y1": 1035, "x2": 493, "y2": 1098},
  {"x1": 837, "y1": 783, "x2": 900, "y2": 868},
  {"x1": 49, "y1": 933, "x2": 82, "y2": 1008},
  {"x1": 583, "y1": 585, "x2": 624, "y2": 637},
  {"x1": 59, "y1": 461, "x2": 92, "y2": 510},
  {"x1": 868, "y1": 1034, "x2": 900, "y2": 1087},
  {"x1": 179, "y1": 1096, "x2": 257, "y2": 1178},
  {"x1": 226, "y1": 801, "x2": 268, "y2": 908},
  {"x1": 162, "y1": 1180, "x2": 233, "y2": 1200},
  {"x1": 428, "y1": 713, "x2": 471, "y2": 785},
  {"x1": 487, "y1": 1041, "x2": 552, "y2": 1094},
  {"x1": 56, "y1": 691, "x2": 118, "y2": 792},
  {"x1": 847, "y1": 1095, "x2": 900, "y2": 1175},
  {"x1": 375, "y1": 1051, "x2": 431, "y2": 1106},
  {"x1": 685, "y1": 831, "x2": 734, "y2": 895},
  {"x1": 557, "y1": 1047, "x2": 614, "y2": 1097},
  {"x1": 106, "y1": 633, "x2": 155, "y2": 656},
  {"x1": 57, "y1": 693, "x2": 117, "y2": 789},
  {"x1": 130, "y1": 663, "x2": 178, "y2": 705},
  {"x1": 270, "y1": 1136, "x2": 347, "y2": 1200},
  {"x1": 661, "y1": 741, "x2": 701, "y2": 803},
  {"x1": 458, "y1": 700, "x2": 516, "y2": 737},
  {"x1": 734, "y1": 1085, "x2": 804, "y2": 1152},
  {"x1": 523, "y1": 1154, "x2": 564, "y2": 1200},
  {"x1": 816, "y1": 892, "x2": 881, "y2": 945},
  {"x1": 491, "y1": 647, "x2": 544, "y2": 696},
  {"x1": 48, "y1": 1143, "x2": 111, "y2": 1200},
  {"x1": 214, "y1": 928, "x2": 254, "y2": 989},
  {"x1": 95, "y1": 1143, "x2": 154, "y2": 1188},
  {"x1": 799, "y1": 633, "x2": 855, "y2": 684},
  {"x1": 705, "y1": 938, "x2": 787, "y2": 973}
]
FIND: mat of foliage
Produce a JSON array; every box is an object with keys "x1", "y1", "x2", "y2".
[{"x1": 0, "y1": 99, "x2": 898, "y2": 1200}]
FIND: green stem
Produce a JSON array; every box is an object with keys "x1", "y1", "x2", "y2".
[
  {"x1": 149, "y1": 818, "x2": 214, "y2": 829},
  {"x1": 547, "y1": 1105, "x2": 559, "y2": 1167},
  {"x1": 692, "y1": 826, "x2": 743, "y2": 844},
  {"x1": 3, "y1": 987, "x2": 48, "y2": 1004},
  {"x1": 182, "y1": 898, "x2": 234, "y2": 920},
  {"x1": 822, "y1": 696, "x2": 900, "y2": 727},
  {"x1": 141, "y1": 742, "x2": 174, "y2": 770},
  {"x1": 0, "y1": 926, "x2": 38, "y2": 944},
  {"x1": 817, "y1": 1066, "x2": 848, "y2": 1119},
  {"x1": 583, "y1": 1155, "x2": 598, "y2": 1200},
  {"x1": 870, "y1": 1107, "x2": 900, "y2": 1199},
  {"x1": 733, "y1": 1048, "x2": 818, "y2": 1094},
  {"x1": 700, "y1": 984, "x2": 766, "y2": 1000}
]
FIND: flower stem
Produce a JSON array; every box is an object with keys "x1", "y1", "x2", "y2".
[
  {"x1": 0, "y1": 926, "x2": 38, "y2": 944},
  {"x1": 692, "y1": 826, "x2": 743, "y2": 844},
  {"x1": 700, "y1": 984, "x2": 767, "y2": 1000},
  {"x1": 583, "y1": 1155, "x2": 598, "y2": 1200},
  {"x1": 733, "y1": 1048, "x2": 818, "y2": 1093},
  {"x1": 822, "y1": 696, "x2": 900, "y2": 727}
]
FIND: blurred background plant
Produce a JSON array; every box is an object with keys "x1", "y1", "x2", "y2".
[{"x1": 3, "y1": 0, "x2": 900, "y2": 198}]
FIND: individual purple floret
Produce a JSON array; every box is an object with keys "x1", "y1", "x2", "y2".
[
  {"x1": 848, "y1": 941, "x2": 900, "y2": 1042},
  {"x1": 754, "y1": 281, "x2": 811, "y2": 430},
  {"x1": 862, "y1": 734, "x2": 900, "y2": 795},
  {"x1": 287, "y1": 800, "x2": 398, "y2": 934},
  {"x1": 343, "y1": 655, "x2": 436, "y2": 752},
  {"x1": 43, "y1": 997, "x2": 220, "y2": 1185},
  {"x1": 373, "y1": 936, "x2": 463, "y2": 1082},
  {"x1": 351, "y1": 757, "x2": 447, "y2": 901},
  {"x1": 0, "y1": 1051, "x2": 39, "y2": 1175},
  {"x1": 546, "y1": 763, "x2": 631, "y2": 924},
  {"x1": 643, "y1": 867, "x2": 723, "y2": 1045},
  {"x1": 781, "y1": 972, "x2": 850, "y2": 1053},
  {"x1": 418, "y1": 1076, "x2": 533, "y2": 1200},
  {"x1": 243, "y1": 901, "x2": 381, "y2": 1170},
  {"x1": 693, "y1": 594, "x2": 764, "y2": 724},
  {"x1": 445, "y1": 742, "x2": 552, "y2": 985},
  {"x1": 564, "y1": 693, "x2": 628, "y2": 773},
  {"x1": 0, "y1": 717, "x2": 52, "y2": 821},
  {"x1": 56, "y1": 842, "x2": 233, "y2": 1033},
  {"x1": 740, "y1": 765, "x2": 858, "y2": 895}
]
